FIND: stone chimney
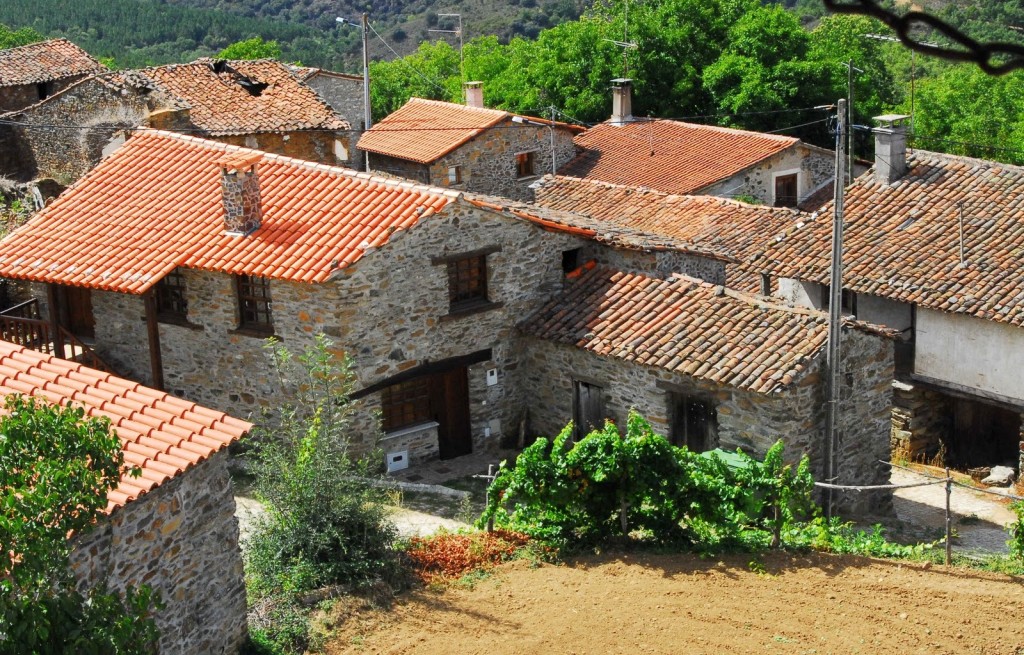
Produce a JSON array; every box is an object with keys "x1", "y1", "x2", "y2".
[
  {"x1": 872, "y1": 114, "x2": 910, "y2": 184},
  {"x1": 464, "y1": 81, "x2": 484, "y2": 108},
  {"x1": 610, "y1": 78, "x2": 633, "y2": 126},
  {"x1": 216, "y1": 152, "x2": 263, "y2": 235}
]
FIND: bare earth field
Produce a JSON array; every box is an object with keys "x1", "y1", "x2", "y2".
[{"x1": 325, "y1": 551, "x2": 1024, "y2": 655}]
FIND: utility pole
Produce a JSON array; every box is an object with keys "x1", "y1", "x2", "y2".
[
  {"x1": 549, "y1": 105, "x2": 557, "y2": 175},
  {"x1": 337, "y1": 13, "x2": 372, "y2": 172},
  {"x1": 825, "y1": 98, "x2": 847, "y2": 520},
  {"x1": 843, "y1": 61, "x2": 862, "y2": 185}
]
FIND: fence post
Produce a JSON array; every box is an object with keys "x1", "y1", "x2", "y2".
[
  {"x1": 945, "y1": 467, "x2": 952, "y2": 566},
  {"x1": 486, "y1": 464, "x2": 494, "y2": 533}
]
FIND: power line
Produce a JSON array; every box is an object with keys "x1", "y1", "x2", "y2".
[{"x1": 365, "y1": 20, "x2": 449, "y2": 95}]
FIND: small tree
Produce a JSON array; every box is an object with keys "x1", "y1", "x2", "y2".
[
  {"x1": 218, "y1": 37, "x2": 282, "y2": 60},
  {"x1": 0, "y1": 395, "x2": 160, "y2": 654},
  {"x1": 244, "y1": 335, "x2": 399, "y2": 652}
]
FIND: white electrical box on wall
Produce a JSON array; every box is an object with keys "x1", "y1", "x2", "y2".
[
  {"x1": 386, "y1": 450, "x2": 409, "y2": 473},
  {"x1": 486, "y1": 368, "x2": 498, "y2": 386}
]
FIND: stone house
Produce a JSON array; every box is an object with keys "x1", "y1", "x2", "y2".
[
  {"x1": 518, "y1": 266, "x2": 895, "y2": 513},
  {"x1": 291, "y1": 66, "x2": 366, "y2": 169},
  {"x1": 358, "y1": 91, "x2": 583, "y2": 201},
  {"x1": 531, "y1": 175, "x2": 806, "y2": 294},
  {"x1": 0, "y1": 38, "x2": 104, "y2": 113},
  {"x1": 754, "y1": 115, "x2": 1024, "y2": 476},
  {"x1": 0, "y1": 339, "x2": 249, "y2": 655},
  {"x1": 560, "y1": 79, "x2": 835, "y2": 207},
  {"x1": 0, "y1": 58, "x2": 351, "y2": 182}
]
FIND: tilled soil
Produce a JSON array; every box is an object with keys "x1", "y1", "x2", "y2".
[{"x1": 325, "y1": 551, "x2": 1024, "y2": 655}]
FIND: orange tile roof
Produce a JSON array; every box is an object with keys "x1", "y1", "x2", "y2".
[
  {"x1": 0, "y1": 339, "x2": 250, "y2": 513},
  {"x1": 752, "y1": 151, "x2": 1024, "y2": 327},
  {"x1": 560, "y1": 119, "x2": 800, "y2": 195},
  {"x1": 0, "y1": 39, "x2": 104, "y2": 87},
  {"x1": 533, "y1": 176, "x2": 802, "y2": 264},
  {"x1": 108, "y1": 59, "x2": 349, "y2": 135},
  {"x1": 0, "y1": 130, "x2": 456, "y2": 293},
  {"x1": 358, "y1": 97, "x2": 584, "y2": 164},
  {"x1": 521, "y1": 267, "x2": 853, "y2": 394}
]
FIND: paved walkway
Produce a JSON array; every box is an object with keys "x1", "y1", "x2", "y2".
[{"x1": 891, "y1": 467, "x2": 1019, "y2": 554}]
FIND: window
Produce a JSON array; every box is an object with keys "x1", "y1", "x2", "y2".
[
  {"x1": 448, "y1": 165, "x2": 462, "y2": 185},
  {"x1": 820, "y1": 285, "x2": 857, "y2": 315},
  {"x1": 669, "y1": 393, "x2": 717, "y2": 452},
  {"x1": 774, "y1": 173, "x2": 798, "y2": 207},
  {"x1": 561, "y1": 248, "x2": 580, "y2": 275},
  {"x1": 236, "y1": 274, "x2": 273, "y2": 333},
  {"x1": 446, "y1": 254, "x2": 488, "y2": 311},
  {"x1": 36, "y1": 82, "x2": 49, "y2": 100},
  {"x1": 573, "y1": 380, "x2": 604, "y2": 441},
  {"x1": 381, "y1": 377, "x2": 432, "y2": 432},
  {"x1": 515, "y1": 151, "x2": 536, "y2": 178},
  {"x1": 155, "y1": 268, "x2": 189, "y2": 322}
]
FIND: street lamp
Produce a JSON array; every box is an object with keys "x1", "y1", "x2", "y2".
[{"x1": 337, "y1": 13, "x2": 371, "y2": 172}]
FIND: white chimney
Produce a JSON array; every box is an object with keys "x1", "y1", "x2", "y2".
[
  {"x1": 872, "y1": 114, "x2": 910, "y2": 185},
  {"x1": 610, "y1": 78, "x2": 633, "y2": 126},
  {"x1": 464, "y1": 81, "x2": 484, "y2": 108}
]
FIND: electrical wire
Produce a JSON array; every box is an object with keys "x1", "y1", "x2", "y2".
[{"x1": 365, "y1": 21, "x2": 449, "y2": 95}]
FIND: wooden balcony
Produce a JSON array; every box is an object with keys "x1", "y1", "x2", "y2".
[{"x1": 0, "y1": 298, "x2": 116, "y2": 373}]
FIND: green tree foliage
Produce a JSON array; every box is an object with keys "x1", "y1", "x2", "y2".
[
  {"x1": 0, "y1": 23, "x2": 42, "y2": 49},
  {"x1": 481, "y1": 411, "x2": 816, "y2": 551},
  {"x1": 0, "y1": 395, "x2": 160, "y2": 654},
  {"x1": 218, "y1": 37, "x2": 282, "y2": 60},
  {"x1": 245, "y1": 335, "x2": 399, "y2": 653}
]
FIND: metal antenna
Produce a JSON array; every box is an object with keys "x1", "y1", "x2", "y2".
[
  {"x1": 429, "y1": 13, "x2": 464, "y2": 99},
  {"x1": 603, "y1": 0, "x2": 637, "y2": 77}
]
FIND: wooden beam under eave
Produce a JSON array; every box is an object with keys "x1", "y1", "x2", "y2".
[{"x1": 143, "y1": 289, "x2": 164, "y2": 391}]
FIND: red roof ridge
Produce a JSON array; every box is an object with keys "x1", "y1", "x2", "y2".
[
  {"x1": 405, "y1": 96, "x2": 509, "y2": 119},
  {"x1": 631, "y1": 117, "x2": 799, "y2": 144}
]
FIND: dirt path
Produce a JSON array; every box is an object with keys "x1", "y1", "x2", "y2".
[{"x1": 325, "y1": 551, "x2": 1024, "y2": 655}]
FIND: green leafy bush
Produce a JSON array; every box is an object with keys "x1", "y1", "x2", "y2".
[
  {"x1": 1008, "y1": 501, "x2": 1024, "y2": 562},
  {"x1": 244, "y1": 335, "x2": 400, "y2": 653},
  {"x1": 480, "y1": 411, "x2": 816, "y2": 552}
]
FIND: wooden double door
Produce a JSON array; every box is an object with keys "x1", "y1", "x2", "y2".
[
  {"x1": 430, "y1": 367, "x2": 473, "y2": 460},
  {"x1": 53, "y1": 284, "x2": 95, "y2": 339}
]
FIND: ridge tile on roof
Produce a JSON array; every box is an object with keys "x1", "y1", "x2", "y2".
[{"x1": 0, "y1": 39, "x2": 104, "y2": 87}]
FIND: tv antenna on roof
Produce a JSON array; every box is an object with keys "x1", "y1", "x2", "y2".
[
  {"x1": 602, "y1": 0, "x2": 637, "y2": 76},
  {"x1": 429, "y1": 13, "x2": 465, "y2": 99}
]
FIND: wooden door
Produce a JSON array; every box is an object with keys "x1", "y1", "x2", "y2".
[
  {"x1": 670, "y1": 393, "x2": 715, "y2": 452},
  {"x1": 774, "y1": 174, "x2": 798, "y2": 207},
  {"x1": 573, "y1": 380, "x2": 604, "y2": 440},
  {"x1": 60, "y1": 285, "x2": 95, "y2": 339},
  {"x1": 433, "y1": 367, "x2": 472, "y2": 460}
]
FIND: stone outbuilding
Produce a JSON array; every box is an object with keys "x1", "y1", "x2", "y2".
[
  {"x1": 0, "y1": 38, "x2": 104, "y2": 113},
  {"x1": 291, "y1": 66, "x2": 366, "y2": 169},
  {"x1": 519, "y1": 266, "x2": 896, "y2": 513},
  {"x1": 0, "y1": 58, "x2": 352, "y2": 182},
  {"x1": 755, "y1": 115, "x2": 1024, "y2": 477},
  {"x1": 560, "y1": 79, "x2": 835, "y2": 208},
  {"x1": 0, "y1": 339, "x2": 250, "y2": 655},
  {"x1": 358, "y1": 94, "x2": 583, "y2": 201}
]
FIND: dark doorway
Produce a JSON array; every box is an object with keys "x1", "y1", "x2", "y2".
[
  {"x1": 947, "y1": 397, "x2": 1021, "y2": 469},
  {"x1": 433, "y1": 367, "x2": 472, "y2": 460},
  {"x1": 57, "y1": 285, "x2": 95, "y2": 339},
  {"x1": 669, "y1": 393, "x2": 717, "y2": 452},
  {"x1": 774, "y1": 173, "x2": 798, "y2": 207},
  {"x1": 573, "y1": 380, "x2": 604, "y2": 440}
]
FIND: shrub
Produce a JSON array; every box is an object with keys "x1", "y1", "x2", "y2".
[
  {"x1": 1009, "y1": 501, "x2": 1024, "y2": 562},
  {"x1": 403, "y1": 530, "x2": 543, "y2": 585}
]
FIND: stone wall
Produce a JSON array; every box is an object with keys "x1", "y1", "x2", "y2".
[
  {"x1": 81, "y1": 203, "x2": 589, "y2": 464},
  {"x1": 890, "y1": 380, "x2": 951, "y2": 462},
  {"x1": 303, "y1": 72, "x2": 364, "y2": 170},
  {"x1": 0, "y1": 77, "x2": 160, "y2": 182},
  {"x1": 700, "y1": 144, "x2": 834, "y2": 206},
  {"x1": 578, "y1": 242, "x2": 727, "y2": 285},
  {"x1": 218, "y1": 130, "x2": 352, "y2": 168},
  {"x1": 0, "y1": 75, "x2": 86, "y2": 113},
  {"x1": 364, "y1": 153, "x2": 430, "y2": 183},
  {"x1": 518, "y1": 324, "x2": 894, "y2": 514},
  {"x1": 69, "y1": 451, "x2": 247, "y2": 655}
]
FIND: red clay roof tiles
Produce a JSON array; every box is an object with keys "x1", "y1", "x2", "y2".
[
  {"x1": 107, "y1": 59, "x2": 348, "y2": 136},
  {"x1": 357, "y1": 97, "x2": 583, "y2": 164},
  {"x1": 560, "y1": 119, "x2": 799, "y2": 195},
  {"x1": 752, "y1": 151, "x2": 1024, "y2": 327},
  {"x1": 0, "y1": 130, "x2": 456, "y2": 293},
  {"x1": 0, "y1": 39, "x2": 104, "y2": 87},
  {"x1": 0, "y1": 340, "x2": 250, "y2": 513},
  {"x1": 521, "y1": 267, "x2": 874, "y2": 394}
]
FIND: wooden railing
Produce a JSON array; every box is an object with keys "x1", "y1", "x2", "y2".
[{"x1": 0, "y1": 299, "x2": 116, "y2": 374}]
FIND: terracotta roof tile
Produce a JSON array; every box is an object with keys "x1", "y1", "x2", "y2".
[
  {"x1": 560, "y1": 119, "x2": 799, "y2": 195},
  {"x1": 521, "y1": 267, "x2": 882, "y2": 394},
  {"x1": 532, "y1": 176, "x2": 802, "y2": 265},
  {"x1": 0, "y1": 340, "x2": 250, "y2": 513},
  {"x1": 358, "y1": 97, "x2": 583, "y2": 164},
  {"x1": 0, "y1": 130, "x2": 456, "y2": 293},
  {"x1": 0, "y1": 39, "x2": 104, "y2": 87},
  {"x1": 106, "y1": 59, "x2": 348, "y2": 136},
  {"x1": 752, "y1": 151, "x2": 1024, "y2": 327}
]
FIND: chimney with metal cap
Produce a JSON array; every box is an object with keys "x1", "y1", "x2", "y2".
[
  {"x1": 873, "y1": 114, "x2": 910, "y2": 185},
  {"x1": 610, "y1": 78, "x2": 633, "y2": 126},
  {"x1": 465, "y1": 81, "x2": 484, "y2": 108},
  {"x1": 216, "y1": 152, "x2": 263, "y2": 235}
]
